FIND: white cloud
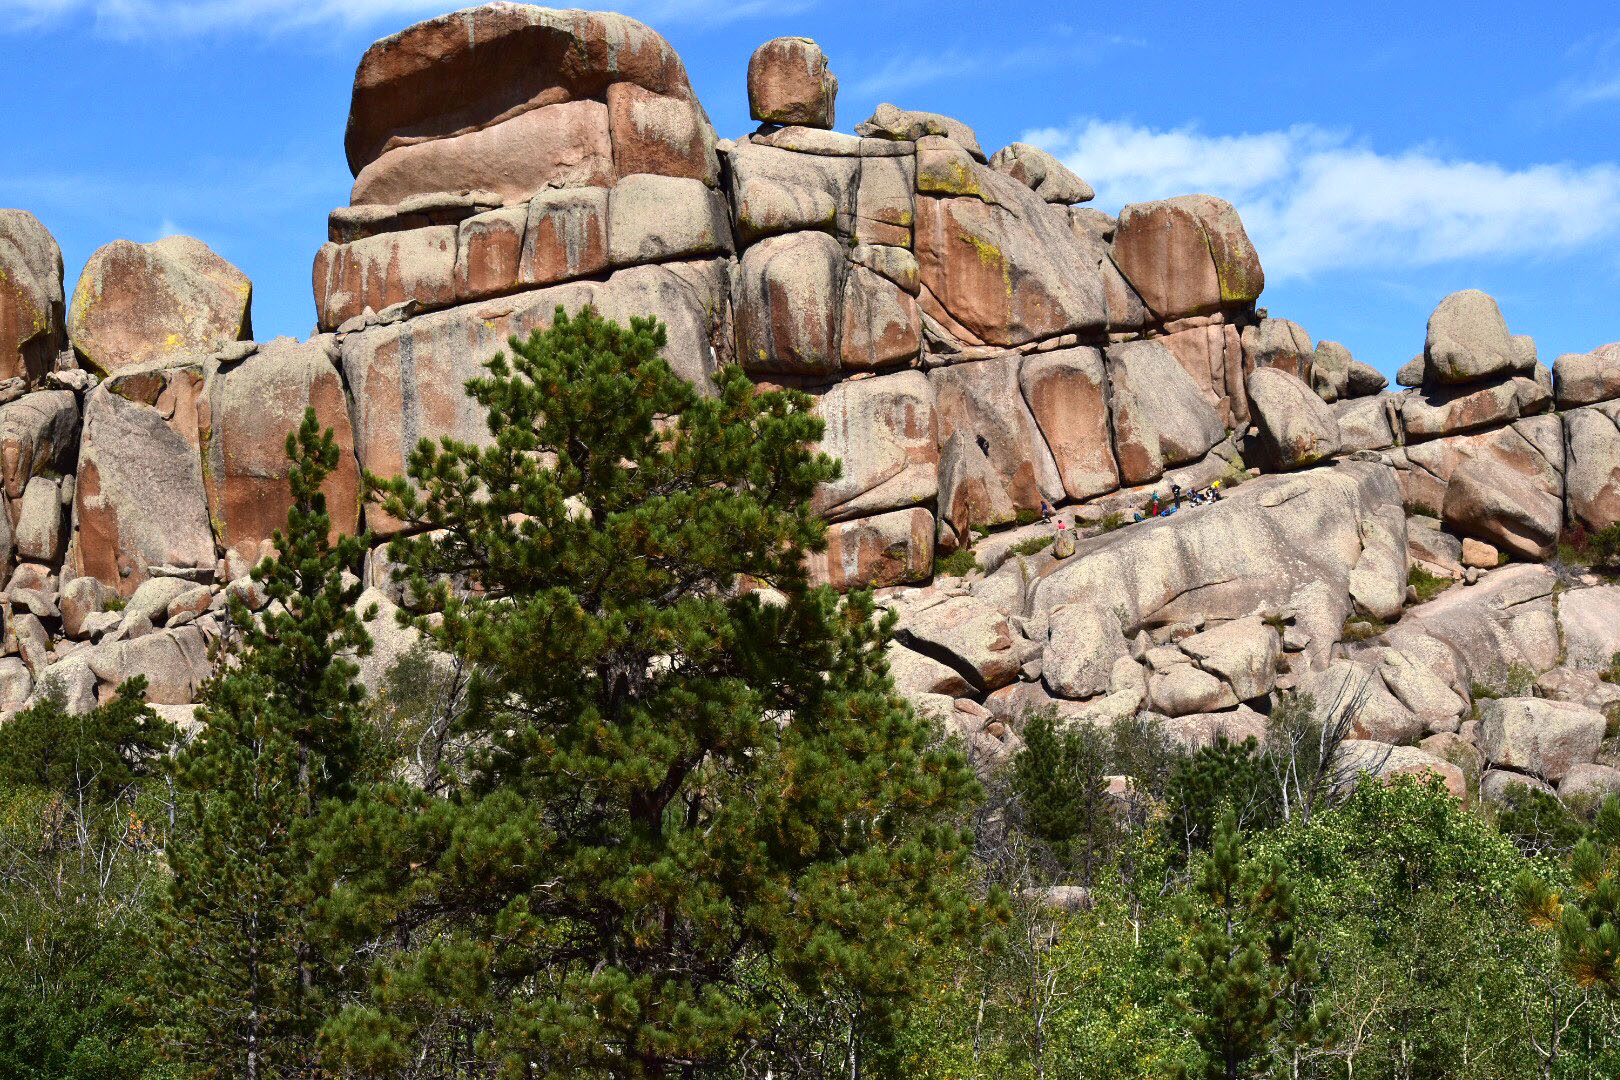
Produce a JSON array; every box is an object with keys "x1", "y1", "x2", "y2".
[
  {"x1": 1029, "y1": 119, "x2": 1620, "y2": 279},
  {"x1": 0, "y1": 0, "x2": 796, "y2": 36}
]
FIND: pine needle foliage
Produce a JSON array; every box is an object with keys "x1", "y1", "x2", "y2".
[
  {"x1": 1172, "y1": 811, "x2": 1326, "y2": 1080},
  {"x1": 148, "y1": 408, "x2": 371, "y2": 1080},
  {"x1": 321, "y1": 308, "x2": 988, "y2": 1078}
]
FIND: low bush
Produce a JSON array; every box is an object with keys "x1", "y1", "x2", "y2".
[
  {"x1": 1407, "y1": 564, "x2": 1454, "y2": 604},
  {"x1": 936, "y1": 548, "x2": 981, "y2": 577}
]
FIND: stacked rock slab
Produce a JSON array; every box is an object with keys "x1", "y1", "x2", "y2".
[{"x1": 1387, "y1": 290, "x2": 1564, "y2": 558}]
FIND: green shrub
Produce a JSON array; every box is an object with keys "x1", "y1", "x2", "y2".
[
  {"x1": 1407, "y1": 564, "x2": 1454, "y2": 604},
  {"x1": 1494, "y1": 784, "x2": 1587, "y2": 857},
  {"x1": 1097, "y1": 511, "x2": 1126, "y2": 533},
  {"x1": 936, "y1": 548, "x2": 981, "y2": 577},
  {"x1": 1594, "y1": 522, "x2": 1620, "y2": 571},
  {"x1": 1404, "y1": 501, "x2": 1440, "y2": 518},
  {"x1": 1009, "y1": 534, "x2": 1054, "y2": 557},
  {"x1": 1015, "y1": 508, "x2": 1039, "y2": 526},
  {"x1": 1603, "y1": 651, "x2": 1620, "y2": 686}
]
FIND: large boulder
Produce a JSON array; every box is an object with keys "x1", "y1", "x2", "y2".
[
  {"x1": 747, "y1": 37, "x2": 836, "y2": 129},
  {"x1": 1558, "y1": 586, "x2": 1620, "y2": 674},
  {"x1": 1241, "y1": 317, "x2": 1312, "y2": 384},
  {"x1": 734, "y1": 231, "x2": 842, "y2": 375},
  {"x1": 0, "y1": 390, "x2": 78, "y2": 500},
  {"x1": 70, "y1": 364, "x2": 216, "y2": 595},
  {"x1": 1110, "y1": 195, "x2": 1264, "y2": 322},
  {"x1": 840, "y1": 263, "x2": 921, "y2": 369},
  {"x1": 1311, "y1": 340, "x2": 1353, "y2": 403},
  {"x1": 1423, "y1": 289, "x2": 1523, "y2": 385},
  {"x1": 313, "y1": 226, "x2": 457, "y2": 332},
  {"x1": 451, "y1": 188, "x2": 610, "y2": 303},
  {"x1": 1179, "y1": 615, "x2": 1281, "y2": 702},
  {"x1": 987, "y1": 143, "x2": 1093, "y2": 205},
  {"x1": 897, "y1": 594, "x2": 1025, "y2": 693},
  {"x1": 856, "y1": 104, "x2": 985, "y2": 161},
  {"x1": 1335, "y1": 740, "x2": 1467, "y2": 801},
  {"x1": 1104, "y1": 339, "x2": 1225, "y2": 485},
  {"x1": 937, "y1": 430, "x2": 1016, "y2": 540},
  {"x1": 726, "y1": 141, "x2": 856, "y2": 244},
  {"x1": 1395, "y1": 416, "x2": 1564, "y2": 560},
  {"x1": 930, "y1": 354, "x2": 1063, "y2": 514},
  {"x1": 1399, "y1": 374, "x2": 1549, "y2": 441},
  {"x1": 1333, "y1": 394, "x2": 1399, "y2": 453},
  {"x1": 1019, "y1": 347, "x2": 1119, "y2": 501},
  {"x1": 810, "y1": 371, "x2": 936, "y2": 522},
  {"x1": 807, "y1": 507, "x2": 933, "y2": 590},
  {"x1": 1158, "y1": 321, "x2": 1248, "y2": 429},
  {"x1": 1300, "y1": 660, "x2": 1425, "y2": 745},
  {"x1": 1564, "y1": 399, "x2": 1620, "y2": 532},
  {"x1": 1034, "y1": 463, "x2": 1404, "y2": 697},
  {"x1": 69, "y1": 237, "x2": 251, "y2": 374},
  {"x1": 914, "y1": 161, "x2": 1107, "y2": 347},
  {"x1": 343, "y1": 5, "x2": 698, "y2": 176},
  {"x1": 0, "y1": 210, "x2": 66, "y2": 384},
  {"x1": 1479, "y1": 697, "x2": 1605, "y2": 782},
  {"x1": 1246, "y1": 367, "x2": 1341, "y2": 471},
  {"x1": 1554, "y1": 344, "x2": 1620, "y2": 408},
  {"x1": 202, "y1": 338, "x2": 360, "y2": 564},
  {"x1": 1393, "y1": 564, "x2": 1562, "y2": 694}
]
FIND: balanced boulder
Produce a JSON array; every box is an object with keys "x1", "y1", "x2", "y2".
[
  {"x1": 1423, "y1": 290, "x2": 1522, "y2": 385},
  {"x1": 747, "y1": 37, "x2": 837, "y2": 129},
  {"x1": 69, "y1": 237, "x2": 251, "y2": 374}
]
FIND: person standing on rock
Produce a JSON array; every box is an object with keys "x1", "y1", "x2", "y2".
[{"x1": 1040, "y1": 499, "x2": 1053, "y2": 522}]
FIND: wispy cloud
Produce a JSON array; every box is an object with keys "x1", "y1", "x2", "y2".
[
  {"x1": 1028, "y1": 119, "x2": 1620, "y2": 280},
  {"x1": 0, "y1": 0, "x2": 797, "y2": 37},
  {"x1": 846, "y1": 38, "x2": 1133, "y2": 100}
]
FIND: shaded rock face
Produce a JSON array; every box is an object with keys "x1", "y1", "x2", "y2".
[
  {"x1": 69, "y1": 237, "x2": 251, "y2": 375},
  {"x1": 0, "y1": 211, "x2": 66, "y2": 385},
  {"x1": 1246, "y1": 367, "x2": 1340, "y2": 471}
]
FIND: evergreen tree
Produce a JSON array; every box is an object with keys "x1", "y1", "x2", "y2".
[
  {"x1": 1518, "y1": 795, "x2": 1620, "y2": 997},
  {"x1": 0, "y1": 676, "x2": 168, "y2": 802},
  {"x1": 319, "y1": 308, "x2": 988, "y2": 1078},
  {"x1": 1173, "y1": 811, "x2": 1325, "y2": 1080},
  {"x1": 148, "y1": 408, "x2": 371, "y2": 1079},
  {"x1": 1165, "y1": 737, "x2": 1278, "y2": 857},
  {"x1": 1011, "y1": 708, "x2": 1118, "y2": 884}
]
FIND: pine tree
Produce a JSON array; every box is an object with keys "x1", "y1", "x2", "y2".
[
  {"x1": 148, "y1": 408, "x2": 371, "y2": 1079},
  {"x1": 317, "y1": 307, "x2": 989, "y2": 1078},
  {"x1": 1011, "y1": 707, "x2": 1118, "y2": 884},
  {"x1": 1173, "y1": 811, "x2": 1326, "y2": 1080},
  {"x1": 1517, "y1": 794, "x2": 1620, "y2": 997}
]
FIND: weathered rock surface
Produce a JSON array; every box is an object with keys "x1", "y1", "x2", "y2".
[
  {"x1": 748, "y1": 37, "x2": 836, "y2": 128},
  {"x1": 810, "y1": 370, "x2": 936, "y2": 521},
  {"x1": 988, "y1": 143, "x2": 1093, "y2": 205},
  {"x1": 0, "y1": 211, "x2": 66, "y2": 384},
  {"x1": 1479, "y1": 697, "x2": 1605, "y2": 782},
  {"x1": 807, "y1": 507, "x2": 933, "y2": 590},
  {"x1": 1246, "y1": 367, "x2": 1341, "y2": 471},
  {"x1": 1554, "y1": 344, "x2": 1620, "y2": 409},
  {"x1": 1020, "y1": 347, "x2": 1118, "y2": 501},
  {"x1": 1564, "y1": 399, "x2": 1620, "y2": 532},
  {"x1": 1336, "y1": 740, "x2": 1467, "y2": 800},
  {"x1": 1424, "y1": 290, "x2": 1522, "y2": 385},
  {"x1": 1105, "y1": 339, "x2": 1225, "y2": 485},
  {"x1": 1242, "y1": 318, "x2": 1312, "y2": 384},
  {"x1": 1111, "y1": 195, "x2": 1263, "y2": 322},
  {"x1": 69, "y1": 237, "x2": 252, "y2": 374}
]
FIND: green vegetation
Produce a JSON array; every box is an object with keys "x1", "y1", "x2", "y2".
[
  {"x1": 937, "y1": 547, "x2": 982, "y2": 577},
  {"x1": 1604, "y1": 651, "x2": 1620, "y2": 685},
  {"x1": 1407, "y1": 563, "x2": 1455, "y2": 603},
  {"x1": 1404, "y1": 500, "x2": 1440, "y2": 518},
  {"x1": 1340, "y1": 612, "x2": 1390, "y2": 642},
  {"x1": 1096, "y1": 510, "x2": 1127, "y2": 533},
  {"x1": 8, "y1": 308, "x2": 1620, "y2": 1079},
  {"x1": 1015, "y1": 507, "x2": 1039, "y2": 526},
  {"x1": 1558, "y1": 521, "x2": 1620, "y2": 575},
  {"x1": 1008, "y1": 533, "x2": 1054, "y2": 557}
]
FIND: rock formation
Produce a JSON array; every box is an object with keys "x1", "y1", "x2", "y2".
[{"x1": 0, "y1": 2, "x2": 1617, "y2": 809}]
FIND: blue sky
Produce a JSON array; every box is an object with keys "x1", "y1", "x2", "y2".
[{"x1": 4, "y1": 0, "x2": 1618, "y2": 378}]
